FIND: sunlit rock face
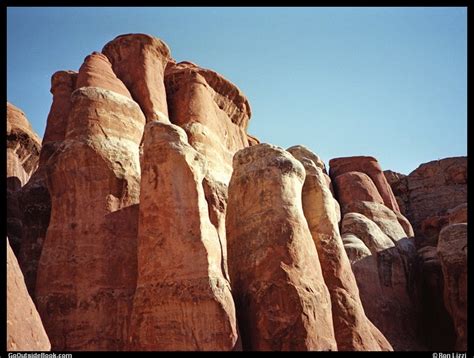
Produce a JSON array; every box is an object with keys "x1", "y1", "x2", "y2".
[
  {"x1": 35, "y1": 52, "x2": 145, "y2": 350},
  {"x1": 11, "y1": 32, "x2": 465, "y2": 353},
  {"x1": 226, "y1": 144, "x2": 337, "y2": 351}
]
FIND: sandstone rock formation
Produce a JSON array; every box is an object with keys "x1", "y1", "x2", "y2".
[
  {"x1": 18, "y1": 70, "x2": 78, "y2": 297},
  {"x1": 129, "y1": 122, "x2": 238, "y2": 350},
  {"x1": 384, "y1": 159, "x2": 467, "y2": 350},
  {"x1": 165, "y1": 61, "x2": 251, "y2": 180},
  {"x1": 288, "y1": 146, "x2": 392, "y2": 351},
  {"x1": 7, "y1": 102, "x2": 41, "y2": 254},
  {"x1": 102, "y1": 33, "x2": 172, "y2": 122},
  {"x1": 334, "y1": 171, "x2": 384, "y2": 208},
  {"x1": 330, "y1": 156, "x2": 421, "y2": 350},
  {"x1": 227, "y1": 144, "x2": 337, "y2": 351},
  {"x1": 330, "y1": 156, "x2": 400, "y2": 213},
  {"x1": 35, "y1": 57, "x2": 145, "y2": 349},
  {"x1": 416, "y1": 245, "x2": 456, "y2": 350},
  {"x1": 7, "y1": 238, "x2": 51, "y2": 351},
  {"x1": 6, "y1": 102, "x2": 41, "y2": 186},
  {"x1": 76, "y1": 52, "x2": 132, "y2": 98},
  {"x1": 384, "y1": 157, "x2": 467, "y2": 245},
  {"x1": 164, "y1": 60, "x2": 253, "y2": 279},
  {"x1": 10, "y1": 32, "x2": 467, "y2": 352},
  {"x1": 437, "y1": 223, "x2": 467, "y2": 351}
]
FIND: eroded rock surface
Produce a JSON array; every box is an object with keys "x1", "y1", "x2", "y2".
[
  {"x1": 288, "y1": 146, "x2": 391, "y2": 351},
  {"x1": 437, "y1": 223, "x2": 467, "y2": 351},
  {"x1": 330, "y1": 156, "x2": 400, "y2": 213},
  {"x1": 331, "y1": 156, "x2": 421, "y2": 350},
  {"x1": 102, "y1": 33, "x2": 172, "y2": 122},
  {"x1": 7, "y1": 102, "x2": 41, "y2": 256},
  {"x1": 129, "y1": 122, "x2": 238, "y2": 350},
  {"x1": 227, "y1": 144, "x2": 336, "y2": 351},
  {"x1": 35, "y1": 83, "x2": 145, "y2": 350},
  {"x1": 7, "y1": 238, "x2": 51, "y2": 351}
]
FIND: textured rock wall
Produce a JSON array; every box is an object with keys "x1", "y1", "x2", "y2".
[
  {"x1": 17, "y1": 71, "x2": 78, "y2": 297},
  {"x1": 7, "y1": 238, "x2": 51, "y2": 351},
  {"x1": 35, "y1": 53, "x2": 145, "y2": 350},
  {"x1": 384, "y1": 157, "x2": 467, "y2": 245},
  {"x1": 437, "y1": 223, "x2": 467, "y2": 351},
  {"x1": 9, "y1": 32, "x2": 466, "y2": 352},
  {"x1": 226, "y1": 144, "x2": 337, "y2": 351},
  {"x1": 7, "y1": 103, "x2": 41, "y2": 256},
  {"x1": 385, "y1": 159, "x2": 467, "y2": 350},
  {"x1": 129, "y1": 122, "x2": 239, "y2": 350},
  {"x1": 288, "y1": 146, "x2": 391, "y2": 351},
  {"x1": 330, "y1": 156, "x2": 422, "y2": 350}
]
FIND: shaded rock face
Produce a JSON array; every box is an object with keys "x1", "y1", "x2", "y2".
[
  {"x1": 384, "y1": 159, "x2": 467, "y2": 350},
  {"x1": 437, "y1": 223, "x2": 467, "y2": 351},
  {"x1": 102, "y1": 33, "x2": 172, "y2": 122},
  {"x1": 226, "y1": 144, "x2": 337, "y2": 351},
  {"x1": 7, "y1": 238, "x2": 51, "y2": 351},
  {"x1": 330, "y1": 156, "x2": 421, "y2": 350},
  {"x1": 384, "y1": 157, "x2": 467, "y2": 245},
  {"x1": 6, "y1": 102, "x2": 41, "y2": 186},
  {"x1": 288, "y1": 146, "x2": 391, "y2": 351},
  {"x1": 129, "y1": 122, "x2": 238, "y2": 350},
  {"x1": 7, "y1": 103, "x2": 41, "y2": 255},
  {"x1": 18, "y1": 70, "x2": 77, "y2": 298},
  {"x1": 415, "y1": 246, "x2": 456, "y2": 350},
  {"x1": 35, "y1": 84, "x2": 145, "y2": 350}
]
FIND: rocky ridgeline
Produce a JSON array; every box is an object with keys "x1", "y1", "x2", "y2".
[{"x1": 6, "y1": 33, "x2": 467, "y2": 351}]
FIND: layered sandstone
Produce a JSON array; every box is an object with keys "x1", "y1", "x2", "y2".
[
  {"x1": 102, "y1": 33, "x2": 172, "y2": 122},
  {"x1": 227, "y1": 144, "x2": 337, "y2": 351},
  {"x1": 384, "y1": 157, "x2": 467, "y2": 244},
  {"x1": 288, "y1": 146, "x2": 391, "y2": 351},
  {"x1": 129, "y1": 122, "x2": 238, "y2": 350},
  {"x1": 7, "y1": 238, "x2": 51, "y2": 351},
  {"x1": 384, "y1": 159, "x2": 467, "y2": 350},
  {"x1": 7, "y1": 102, "x2": 41, "y2": 255},
  {"x1": 35, "y1": 58, "x2": 145, "y2": 350}
]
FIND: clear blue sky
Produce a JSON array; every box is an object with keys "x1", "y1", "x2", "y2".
[{"x1": 7, "y1": 7, "x2": 467, "y2": 175}]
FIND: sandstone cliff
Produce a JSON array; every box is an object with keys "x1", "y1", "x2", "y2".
[{"x1": 6, "y1": 33, "x2": 467, "y2": 352}]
